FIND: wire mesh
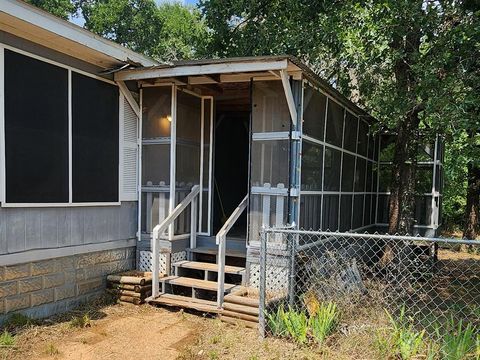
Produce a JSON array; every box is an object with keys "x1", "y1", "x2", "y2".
[{"x1": 258, "y1": 228, "x2": 480, "y2": 338}]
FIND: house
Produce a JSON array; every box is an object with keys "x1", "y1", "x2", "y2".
[{"x1": 0, "y1": 0, "x2": 443, "y2": 320}]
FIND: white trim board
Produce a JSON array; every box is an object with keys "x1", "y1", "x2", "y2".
[
  {"x1": 115, "y1": 59, "x2": 289, "y2": 81},
  {"x1": 0, "y1": 238, "x2": 136, "y2": 267}
]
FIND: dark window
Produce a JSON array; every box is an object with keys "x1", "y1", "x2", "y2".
[
  {"x1": 4, "y1": 50, "x2": 69, "y2": 203},
  {"x1": 325, "y1": 100, "x2": 344, "y2": 147},
  {"x1": 72, "y1": 73, "x2": 119, "y2": 202}
]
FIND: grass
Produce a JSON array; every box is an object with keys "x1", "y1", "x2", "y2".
[
  {"x1": 436, "y1": 319, "x2": 479, "y2": 360},
  {"x1": 44, "y1": 343, "x2": 59, "y2": 356},
  {"x1": 0, "y1": 331, "x2": 15, "y2": 347},
  {"x1": 69, "y1": 314, "x2": 91, "y2": 329}
]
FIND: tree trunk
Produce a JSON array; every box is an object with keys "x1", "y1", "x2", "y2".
[
  {"x1": 388, "y1": 113, "x2": 419, "y2": 235},
  {"x1": 463, "y1": 162, "x2": 480, "y2": 239}
]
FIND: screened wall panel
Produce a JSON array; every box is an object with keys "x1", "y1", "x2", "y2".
[
  {"x1": 4, "y1": 49, "x2": 69, "y2": 203},
  {"x1": 323, "y1": 148, "x2": 341, "y2": 191},
  {"x1": 301, "y1": 142, "x2": 323, "y2": 191},
  {"x1": 343, "y1": 112, "x2": 358, "y2": 153},
  {"x1": 357, "y1": 121, "x2": 369, "y2": 157},
  {"x1": 251, "y1": 140, "x2": 290, "y2": 186},
  {"x1": 339, "y1": 195, "x2": 352, "y2": 231},
  {"x1": 341, "y1": 154, "x2": 355, "y2": 191},
  {"x1": 300, "y1": 195, "x2": 322, "y2": 230},
  {"x1": 325, "y1": 100, "x2": 344, "y2": 147},
  {"x1": 142, "y1": 87, "x2": 172, "y2": 139},
  {"x1": 252, "y1": 81, "x2": 290, "y2": 132},
  {"x1": 72, "y1": 72, "x2": 119, "y2": 203},
  {"x1": 322, "y1": 195, "x2": 339, "y2": 230},
  {"x1": 354, "y1": 158, "x2": 366, "y2": 192},
  {"x1": 352, "y1": 194, "x2": 364, "y2": 229},
  {"x1": 303, "y1": 85, "x2": 326, "y2": 140}
]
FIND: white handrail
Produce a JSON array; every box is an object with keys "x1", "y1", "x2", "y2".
[
  {"x1": 151, "y1": 185, "x2": 200, "y2": 298},
  {"x1": 216, "y1": 194, "x2": 248, "y2": 308}
]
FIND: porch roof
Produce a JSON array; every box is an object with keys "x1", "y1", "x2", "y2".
[{"x1": 114, "y1": 55, "x2": 374, "y2": 122}]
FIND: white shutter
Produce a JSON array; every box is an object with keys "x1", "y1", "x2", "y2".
[{"x1": 120, "y1": 93, "x2": 139, "y2": 201}]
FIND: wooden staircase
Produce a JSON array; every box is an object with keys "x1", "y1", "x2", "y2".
[{"x1": 147, "y1": 252, "x2": 246, "y2": 315}]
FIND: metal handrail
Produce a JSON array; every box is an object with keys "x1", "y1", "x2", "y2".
[
  {"x1": 151, "y1": 185, "x2": 200, "y2": 298},
  {"x1": 216, "y1": 194, "x2": 248, "y2": 308}
]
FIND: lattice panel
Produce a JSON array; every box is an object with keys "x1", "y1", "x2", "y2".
[
  {"x1": 139, "y1": 250, "x2": 167, "y2": 274},
  {"x1": 248, "y1": 263, "x2": 289, "y2": 293}
]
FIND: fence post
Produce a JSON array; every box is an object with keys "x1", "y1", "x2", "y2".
[
  {"x1": 288, "y1": 230, "x2": 296, "y2": 308},
  {"x1": 258, "y1": 226, "x2": 267, "y2": 339}
]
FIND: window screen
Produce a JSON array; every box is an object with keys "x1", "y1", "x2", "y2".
[
  {"x1": 301, "y1": 142, "x2": 323, "y2": 191},
  {"x1": 4, "y1": 50, "x2": 69, "y2": 203},
  {"x1": 323, "y1": 147, "x2": 341, "y2": 191},
  {"x1": 72, "y1": 73, "x2": 119, "y2": 202},
  {"x1": 343, "y1": 112, "x2": 358, "y2": 153}
]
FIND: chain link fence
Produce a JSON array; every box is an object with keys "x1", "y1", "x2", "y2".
[{"x1": 258, "y1": 228, "x2": 480, "y2": 338}]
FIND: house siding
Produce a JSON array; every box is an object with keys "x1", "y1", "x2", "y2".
[{"x1": 0, "y1": 202, "x2": 137, "y2": 256}]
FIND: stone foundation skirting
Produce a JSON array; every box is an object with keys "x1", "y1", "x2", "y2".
[{"x1": 0, "y1": 246, "x2": 135, "y2": 323}]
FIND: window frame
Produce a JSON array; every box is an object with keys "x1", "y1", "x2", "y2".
[{"x1": 0, "y1": 44, "x2": 121, "y2": 207}]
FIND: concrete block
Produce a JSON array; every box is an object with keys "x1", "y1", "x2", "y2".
[
  {"x1": 5, "y1": 294, "x2": 30, "y2": 312},
  {"x1": 55, "y1": 257, "x2": 76, "y2": 272},
  {"x1": 64, "y1": 270, "x2": 76, "y2": 284},
  {"x1": 76, "y1": 249, "x2": 126, "y2": 268},
  {"x1": 43, "y1": 273, "x2": 65, "y2": 289},
  {"x1": 0, "y1": 281, "x2": 17, "y2": 299},
  {"x1": 30, "y1": 289, "x2": 54, "y2": 307},
  {"x1": 125, "y1": 247, "x2": 136, "y2": 260},
  {"x1": 0, "y1": 267, "x2": 5, "y2": 282},
  {"x1": 55, "y1": 284, "x2": 76, "y2": 301},
  {"x1": 18, "y1": 277, "x2": 43, "y2": 294},
  {"x1": 4, "y1": 264, "x2": 30, "y2": 281},
  {"x1": 77, "y1": 278, "x2": 103, "y2": 296},
  {"x1": 31, "y1": 260, "x2": 56, "y2": 276}
]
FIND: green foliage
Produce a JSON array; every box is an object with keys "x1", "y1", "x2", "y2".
[
  {"x1": 385, "y1": 308, "x2": 426, "y2": 360},
  {"x1": 80, "y1": 0, "x2": 209, "y2": 61},
  {"x1": 436, "y1": 319, "x2": 478, "y2": 360},
  {"x1": 308, "y1": 302, "x2": 339, "y2": 345},
  {"x1": 26, "y1": 0, "x2": 76, "y2": 19},
  {"x1": 69, "y1": 313, "x2": 91, "y2": 328},
  {"x1": 45, "y1": 343, "x2": 60, "y2": 355},
  {"x1": 0, "y1": 330, "x2": 15, "y2": 347},
  {"x1": 266, "y1": 303, "x2": 339, "y2": 345}
]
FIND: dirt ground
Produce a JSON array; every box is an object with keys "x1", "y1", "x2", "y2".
[{"x1": 0, "y1": 296, "x2": 386, "y2": 360}]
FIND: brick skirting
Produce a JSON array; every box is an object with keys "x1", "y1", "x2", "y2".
[{"x1": 0, "y1": 246, "x2": 135, "y2": 322}]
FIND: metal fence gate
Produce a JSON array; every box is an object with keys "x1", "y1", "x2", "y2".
[{"x1": 258, "y1": 228, "x2": 480, "y2": 338}]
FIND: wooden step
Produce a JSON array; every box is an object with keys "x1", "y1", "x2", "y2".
[
  {"x1": 223, "y1": 302, "x2": 259, "y2": 316},
  {"x1": 221, "y1": 310, "x2": 258, "y2": 323},
  {"x1": 173, "y1": 261, "x2": 245, "y2": 275},
  {"x1": 188, "y1": 247, "x2": 247, "y2": 258},
  {"x1": 161, "y1": 276, "x2": 238, "y2": 292},
  {"x1": 147, "y1": 293, "x2": 219, "y2": 313},
  {"x1": 224, "y1": 294, "x2": 259, "y2": 307},
  {"x1": 220, "y1": 315, "x2": 258, "y2": 329}
]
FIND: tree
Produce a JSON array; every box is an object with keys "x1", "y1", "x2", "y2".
[
  {"x1": 79, "y1": 0, "x2": 209, "y2": 61},
  {"x1": 26, "y1": 0, "x2": 76, "y2": 19}
]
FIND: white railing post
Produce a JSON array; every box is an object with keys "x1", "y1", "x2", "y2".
[
  {"x1": 216, "y1": 195, "x2": 248, "y2": 308},
  {"x1": 152, "y1": 225, "x2": 160, "y2": 298},
  {"x1": 190, "y1": 196, "x2": 197, "y2": 250}
]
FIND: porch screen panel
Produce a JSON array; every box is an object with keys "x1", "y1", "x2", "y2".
[
  {"x1": 175, "y1": 90, "x2": 201, "y2": 234},
  {"x1": 249, "y1": 81, "x2": 291, "y2": 243},
  {"x1": 141, "y1": 86, "x2": 172, "y2": 234},
  {"x1": 303, "y1": 85, "x2": 326, "y2": 140},
  {"x1": 325, "y1": 99, "x2": 344, "y2": 147},
  {"x1": 72, "y1": 72, "x2": 119, "y2": 202},
  {"x1": 300, "y1": 142, "x2": 323, "y2": 191},
  {"x1": 299, "y1": 195, "x2": 322, "y2": 230},
  {"x1": 4, "y1": 50, "x2": 69, "y2": 203}
]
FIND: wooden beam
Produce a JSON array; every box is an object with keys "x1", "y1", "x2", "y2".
[
  {"x1": 280, "y1": 70, "x2": 298, "y2": 126},
  {"x1": 115, "y1": 59, "x2": 289, "y2": 81},
  {"x1": 117, "y1": 81, "x2": 140, "y2": 118},
  {"x1": 203, "y1": 73, "x2": 221, "y2": 83}
]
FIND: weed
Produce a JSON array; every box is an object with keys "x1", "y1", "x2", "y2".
[
  {"x1": 437, "y1": 319, "x2": 478, "y2": 360},
  {"x1": 210, "y1": 335, "x2": 220, "y2": 344},
  {"x1": 0, "y1": 331, "x2": 15, "y2": 347},
  {"x1": 69, "y1": 313, "x2": 91, "y2": 328},
  {"x1": 45, "y1": 343, "x2": 59, "y2": 356},
  {"x1": 5, "y1": 313, "x2": 34, "y2": 329},
  {"x1": 308, "y1": 302, "x2": 339, "y2": 344},
  {"x1": 208, "y1": 349, "x2": 219, "y2": 360},
  {"x1": 248, "y1": 355, "x2": 260, "y2": 360}
]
